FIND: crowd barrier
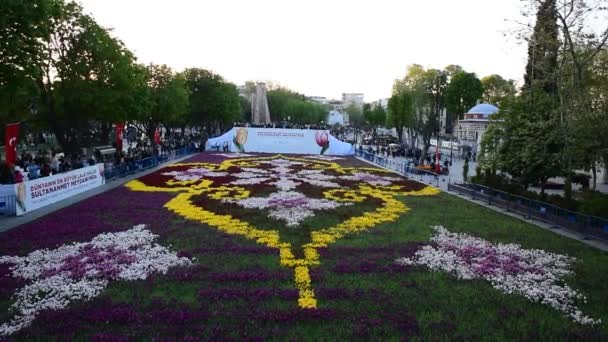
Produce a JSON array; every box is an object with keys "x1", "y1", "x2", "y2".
[
  {"x1": 355, "y1": 150, "x2": 441, "y2": 187},
  {"x1": 448, "y1": 182, "x2": 608, "y2": 241},
  {"x1": 104, "y1": 147, "x2": 196, "y2": 181}
]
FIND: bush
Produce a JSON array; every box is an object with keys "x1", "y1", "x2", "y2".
[{"x1": 579, "y1": 191, "x2": 608, "y2": 219}]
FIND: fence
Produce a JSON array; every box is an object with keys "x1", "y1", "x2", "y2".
[
  {"x1": 104, "y1": 146, "x2": 196, "y2": 181},
  {"x1": 355, "y1": 150, "x2": 443, "y2": 187},
  {"x1": 448, "y1": 182, "x2": 608, "y2": 241}
]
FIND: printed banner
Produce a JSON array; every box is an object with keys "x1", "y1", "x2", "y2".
[
  {"x1": 206, "y1": 128, "x2": 354, "y2": 155},
  {"x1": 15, "y1": 164, "x2": 105, "y2": 216},
  {"x1": 4, "y1": 123, "x2": 20, "y2": 164}
]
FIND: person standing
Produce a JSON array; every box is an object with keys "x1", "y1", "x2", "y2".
[{"x1": 50, "y1": 152, "x2": 59, "y2": 175}]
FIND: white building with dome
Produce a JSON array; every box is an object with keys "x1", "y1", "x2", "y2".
[{"x1": 454, "y1": 103, "x2": 499, "y2": 153}]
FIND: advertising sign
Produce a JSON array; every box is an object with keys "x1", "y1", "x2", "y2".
[
  {"x1": 207, "y1": 128, "x2": 354, "y2": 155},
  {"x1": 15, "y1": 164, "x2": 105, "y2": 216}
]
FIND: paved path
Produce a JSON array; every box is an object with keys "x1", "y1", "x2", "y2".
[{"x1": 0, "y1": 154, "x2": 196, "y2": 233}]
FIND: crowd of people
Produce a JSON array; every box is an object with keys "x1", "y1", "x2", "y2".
[
  {"x1": 233, "y1": 121, "x2": 328, "y2": 130},
  {"x1": 0, "y1": 132, "x2": 206, "y2": 185},
  {"x1": 0, "y1": 150, "x2": 98, "y2": 184}
]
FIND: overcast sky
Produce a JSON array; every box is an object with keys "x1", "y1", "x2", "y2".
[{"x1": 78, "y1": 0, "x2": 530, "y2": 102}]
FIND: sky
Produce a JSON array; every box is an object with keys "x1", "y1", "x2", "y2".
[{"x1": 78, "y1": 0, "x2": 531, "y2": 102}]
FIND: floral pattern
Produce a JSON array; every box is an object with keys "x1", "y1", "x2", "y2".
[
  {"x1": 224, "y1": 191, "x2": 350, "y2": 227},
  {"x1": 0, "y1": 225, "x2": 192, "y2": 336},
  {"x1": 127, "y1": 154, "x2": 439, "y2": 310},
  {"x1": 396, "y1": 226, "x2": 600, "y2": 325}
]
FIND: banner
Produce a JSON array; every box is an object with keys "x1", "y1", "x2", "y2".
[
  {"x1": 4, "y1": 123, "x2": 19, "y2": 164},
  {"x1": 15, "y1": 164, "x2": 105, "y2": 216},
  {"x1": 115, "y1": 122, "x2": 125, "y2": 151},
  {"x1": 206, "y1": 127, "x2": 354, "y2": 155}
]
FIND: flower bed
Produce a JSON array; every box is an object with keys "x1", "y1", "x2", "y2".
[{"x1": 0, "y1": 152, "x2": 607, "y2": 340}]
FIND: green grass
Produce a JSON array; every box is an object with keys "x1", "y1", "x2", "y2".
[{"x1": 7, "y1": 188, "x2": 608, "y2": 340}]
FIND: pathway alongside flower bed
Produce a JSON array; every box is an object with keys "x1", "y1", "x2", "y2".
[{"x1": 0, "y1": 152, "x2": 607, "y2": 340}]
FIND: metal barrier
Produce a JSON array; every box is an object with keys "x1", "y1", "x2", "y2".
[
  {"x1": 448, "y1": 182, "x2": 608, "y2": 241},
  {"x1": 355, "y1": 150, "x2": 441, "y2": 187},
  {"x1": 0, "y1": 194, "x2": 16, "y2": 217},
  {"x1": 104, "y1": 147, "x2": 196, "y2": 181}
]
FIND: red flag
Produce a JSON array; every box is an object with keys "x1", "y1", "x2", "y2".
[
  {"x1": 115, "y1": 122, "x2": 125, "y2": 151},
  {"x1": 435, "y1": 147, "x2": 441, "y2": 173},
  {"x1": 154, "y1": 127, "x2": 161, "y2": 145},
  {"x1": 4, "y1": 123, "x2": 20, "y2": 164}
]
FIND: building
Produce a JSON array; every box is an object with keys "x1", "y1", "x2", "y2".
[
  {"x1": 327, "y1": 110, "x2": 349, "y2": 126},
  {"x1": 342, "y1": 93, "x2": 364, "y2": 109},
  {"x1": 309, "y1": 96, "x2": 330, "y2": 105},
  {"x1": 454, "y1": 103, "x2": 499, "y2": 153}
]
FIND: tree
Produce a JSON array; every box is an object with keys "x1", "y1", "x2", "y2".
[
  {"x1": 481, "y1": 74, "x2": 517, "y2": 107},
  {"x1": 393, "y1": 65, "x2": 448, "y2": 163},
  {"x1": 140, "y1": 64, "x2": 188, "y2": 146},
  {"x1": 183, "y1": 68, "x2": 241, "y2": 134},
  {"x1": 524, "y1": 0, "x2": 560, "y2": 97},
  {"x1": 267, "y1": 88, "x2": 328, "y2": 125},
  {"x1": 387, "y1": 91, "x2": 413, "y2": 143},
  {"x1": 345, "y1": 103, "x2": 363, "y2": 143},
  {"x1": 445, "y1": 71, "x2": 484, "y2": 132},
  {"x1": 34, "y1": 1, "x2": 146, "y2": 152},
  {"x1": 0, "y1": 0, "x2": 61, "y2": 130}
]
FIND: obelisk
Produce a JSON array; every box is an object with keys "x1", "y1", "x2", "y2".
[{"x1": 251, "y1": 82, "x2": 271, "y2": 125}]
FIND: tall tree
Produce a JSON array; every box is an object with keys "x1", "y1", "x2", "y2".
[
  {"x1": 387, "y1": 90, "x2": 413, "y2": 143},
  {"x1": 0, "y1": 0, "x2": 61, "y2": 130},
  {"x1": 524, "y1": 0, "x2": 560, "y2": 97},
  {"x1": 481, "y1": 74, "x2": 517, "y2": 107},
  {"x1": 183, "y1": 68, "x2": 241, "y2": 134},
  {"x1": 393, "y1": 65, "x2": 447, "y2": 162},
  {"x1": 141, "y1": 64, "x2": 188, "y2": 146},
  {"x1": 445, "y1": 71, "x2": 484, "y2": 132},
  {"x1": 493, "y1": 0, "x2": 563, "y2": 193},
  {"x1": 35, "y1": 2, "x2": 145, "y2": 152}
]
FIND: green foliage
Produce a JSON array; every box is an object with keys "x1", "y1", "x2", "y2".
[
  {"x1": 267, "y1": 88, "x2": 327, "y2": 125},
  {"x1": 445, "y1": 71, "x2": 484, "y2": 130},
  {"x1": 394, "y1": 65, "x2": 447, "y2": 161},
  {"x1": 371, "y1": 104, "x2": 386, "y2": 127},
  {"x1": 141, "y1": 64, "x2": 189, "y2": 143},
  {"x1": 387, "y1": 91, "x2": 413, "y2": 143},
  {"x1": 183, "y1": 68, "x2": 241, "y2": 133},
  {"x1": 523, "y1": 0, "x2": 559, "y2": 95},
  {"x1": 344, "y1": 103, "x2": 363, "y2": 127},
  {"x1": 481, "y1": 74, "x2": 517, "y2": 107},
  {"x1": 0, "y1": 0, "x2": 61, "y2": 126}
]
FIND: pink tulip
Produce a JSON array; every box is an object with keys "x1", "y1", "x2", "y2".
[{"x1": 315, "y1": 131, "x2": 329, "y2": 148}]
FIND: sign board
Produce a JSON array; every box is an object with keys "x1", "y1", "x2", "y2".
[
  {"x1": 206, "y1": 128, "x2": 354, "y2": 155},
  {"x1": 15, "y1": 164, "x2": 105, "y2": 216}
]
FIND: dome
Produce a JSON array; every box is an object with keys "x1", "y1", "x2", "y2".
[{"x1": 466, "y1": 103, "x2": 499, "y2": 116}]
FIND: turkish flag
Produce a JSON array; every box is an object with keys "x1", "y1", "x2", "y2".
[
  {"x1": 115, "y1": 122, "x2": 125, "y2": 151},
  {"x1": 5, "y1": 123, "x2": 20, "y2": 164},
  {"x1": 154, "y1": 127, "x2": 161, "y2": 145}
]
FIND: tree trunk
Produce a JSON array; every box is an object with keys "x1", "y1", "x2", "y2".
[
  {"x1": 592, "y1": 163, "x2": 597, "y2": 191},
  {"x1": 396, "y1": 126, "x2": 403, "y2": 143},
  {"x1": 420, "y1": 142, "x2": 430, "y2": 166},
  {"x1": 100, "y1": 123, "x2": 112, "y2": 147},
  {"x1": 603, "y1": 155, "x2": 608, "y2": 185}
]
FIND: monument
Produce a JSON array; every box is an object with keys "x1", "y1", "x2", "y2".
[{"x1": 251, "y1": 82, "x2": 271, "y2": 125}]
